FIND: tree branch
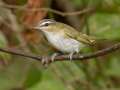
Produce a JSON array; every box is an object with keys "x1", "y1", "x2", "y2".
[
  {"x1": 0, "y1": 43, "x2": 120, "y2": 63},
  {"x1": 0, "y1": 3, "x2": 93, "y2": 16}
]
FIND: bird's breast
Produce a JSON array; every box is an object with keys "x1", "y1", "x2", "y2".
[{"x1": 43, "y1": 31, "x2": 84, "y2": 53}]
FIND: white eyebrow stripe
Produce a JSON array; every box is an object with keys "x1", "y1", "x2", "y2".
[
  {"x1": 37, "y1": 19, "x2": 56, "y2": 27},
  {"x1": 41, "y1": 21, "x2": 52, "y2": 25},
  {"x1": 39, "y1": 20, "x2": 56, "y2": 27}
]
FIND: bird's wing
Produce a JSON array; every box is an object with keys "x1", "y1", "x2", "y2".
[{"x1": 61, "y1": 23, "x2": 96, "y2": 45}]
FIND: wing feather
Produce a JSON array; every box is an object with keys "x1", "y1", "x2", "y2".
[{"x1": 57, "y1": 23, "x2": 96, "y2": 45}]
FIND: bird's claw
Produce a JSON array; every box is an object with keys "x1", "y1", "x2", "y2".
[
  {"x1": 41, "y1": 53, "x2": 58, "y2": 67},
  {"x1": 69, "y1": 52, "x2": 74, "y2": 61},
  {"x1": 41, "y1": 56, "x2": 50, "y2": 67},
  {"x1": 51, "y1": 53, "x2": 58, "y2": 62}
]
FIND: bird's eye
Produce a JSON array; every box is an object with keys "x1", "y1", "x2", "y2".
[
  {"x1": 40, "y1": 21, "x2": 54, "y2": 27},
  {"x1": 44, "y1": 23, "x2": 49, "y2": 26}
]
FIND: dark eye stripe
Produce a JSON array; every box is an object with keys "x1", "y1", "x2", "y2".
[
  {"x1": 40, "y1": 22, "x2": 55, "y2": 27},
  {"x1": 38, "y1": 19, "x2": 56, "y2": 27},
  {"x1": 40, "y1": 23, "x2": 49, "y2": 27},
  {"x1": 44, "y1": 23, "x2": 49, "y2": 26}
]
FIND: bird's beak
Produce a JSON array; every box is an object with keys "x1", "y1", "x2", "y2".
[
  {"x1": 32, "y1": 26, "x2": 41, "y2": 30},
  {"x1": 32, "y1": 26, "x2": 44, "y2": 33},
  {"x1": 32, "y1": 26, "x2": 38, "y2": 30}
]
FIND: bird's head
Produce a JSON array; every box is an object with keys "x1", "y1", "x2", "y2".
[{"x1": 34, "y1": 19, "x2": 57, "y2": 31}]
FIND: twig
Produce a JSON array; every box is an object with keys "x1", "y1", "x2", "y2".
[
  {"x1": 0, "y1": 43, "x2": 120, "y2": 62},
  {"x1": 55, "y1": 0, "x2": 83, "y2": 30},
  {"x1": 0, "y1": 48, "x2": 42, "y2": 60},
  {"x1": 55, "y1": 43, "x2": 120, "y2": 61},
  {"x1": 0, "y1": 3, "x2": 93, "y2": 16}
]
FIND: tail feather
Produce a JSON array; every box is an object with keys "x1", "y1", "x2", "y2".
[{"x1": 93, "y1": 38, "x2": 119, "y2": 49}]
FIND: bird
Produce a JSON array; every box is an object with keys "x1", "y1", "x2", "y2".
[{"x1": 34, "y1": 19, "x2": 96, "y2": 64}]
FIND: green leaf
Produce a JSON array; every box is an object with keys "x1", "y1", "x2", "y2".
[
  {"x1": 88, "y1": 13, "x2": 120, "y2": 40},
  {"x1": 24, "y1": 65, "x2": 42, "y2": 88},
  {"x1": 27, "y1": 80, "x2": 66, "y2": 90},
  {"x1": 0, "y1": 32, "x2": 11, "y2": 61}
]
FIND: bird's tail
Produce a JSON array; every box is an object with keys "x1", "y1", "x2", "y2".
[
  {"x1": 92, "y1": 37, "x2": 119, "y2": 49},
  {"x1": 77, "y1": 33, "x2": 118, "y2": 49}
]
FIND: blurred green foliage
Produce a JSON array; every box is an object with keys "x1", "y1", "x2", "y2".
[
  {"x1": 0, "y1": 0, "x2": 120, "y2": 90},
  {"x1": 0, "y1": 32, "x2": 11, "y2": 63},
  {"x1": 89, "y1": 13, "x2": 120, "y2": 40}
]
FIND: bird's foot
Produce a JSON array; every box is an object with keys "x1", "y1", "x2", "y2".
[
  {"x1": 41, "y1": 56, "x2": 50, "y2": 67},
  {"x1": 41, "y1": 53, "x2": 59, "y2": 67},
  {"x1": 51, "y1": 53, "x2": 58, "y2": 62},
  {"x1": 68, "y1": 52, "x2": 74, "y2": 61}
]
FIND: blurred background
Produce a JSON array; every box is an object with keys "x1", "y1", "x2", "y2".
[{"x1": 0, "y1": 0, "x2": 120, "y2": 90}]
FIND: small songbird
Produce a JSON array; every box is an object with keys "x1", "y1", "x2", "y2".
[{"x1": 34, "y1": 19, "x2": 96, "y2": 62}]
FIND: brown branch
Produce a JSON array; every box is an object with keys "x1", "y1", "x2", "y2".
[
  {"x1": 54, "y1": 0, "x2": 83, "y2": 30},
  {"x1": 0, "y1": 43, "x2": 120, "y2": 63},
  {"x1": 0, "y1": 3, "x2": 93, "y2": 16}
]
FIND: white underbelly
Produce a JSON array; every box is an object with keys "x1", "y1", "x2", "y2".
[{"x1": 45, "y1": 32, "x2": 84, "y2": 53}]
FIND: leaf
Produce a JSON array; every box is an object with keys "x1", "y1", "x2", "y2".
[
  {"x1": 0, "y1": 32, "x2": 11, "y2": 61},
  {"x1": 88, "y1": 13, "x2": 120, "y2": 40},
  {"x1": 24, "y1": 65, "x2": 42, "y2": 88}
]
